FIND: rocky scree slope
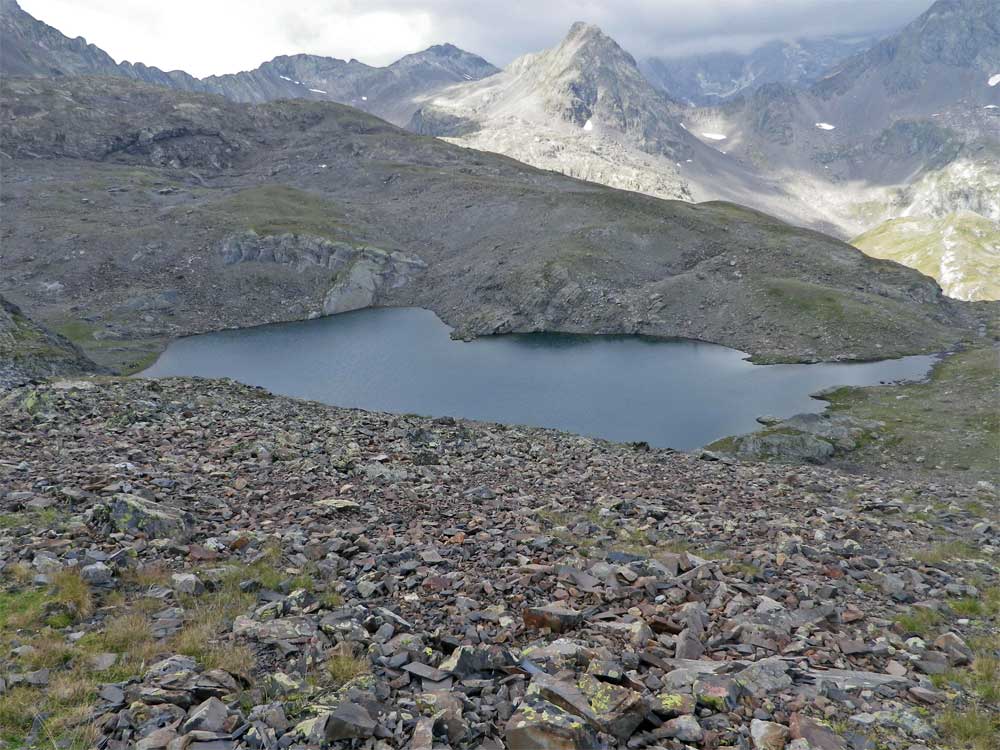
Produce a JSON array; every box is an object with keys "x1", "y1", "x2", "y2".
[
  {"x1": 0, "y1": 375, "x2": 997, "y2": 749},
  {"x1": 0, "y1": 294, "x2": 98, "y2": 388},
  {"x1": 0, "y1": 75, "x2": 987, "y2": 370},
  {"x1": 0, "y1": 0, "x2": 498, "y2": 126}
]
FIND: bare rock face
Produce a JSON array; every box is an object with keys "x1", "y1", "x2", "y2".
[{"x1": 221, "y1": 231, "x2": 426, "y2": 316}]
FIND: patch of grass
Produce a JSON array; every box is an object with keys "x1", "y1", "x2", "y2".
[
  {"x1": 121, "y1": 563, "x2": 171, "y2": 590},
  {"x1": 914, "y1": 541, "x2": 987, "y2": 566},
  {"x1": 824, "y1": 347, "x2": 1000, "y2": 477},
  {"x1": 0, "y1": 685, "x2": 37, "y2": 741},
  {"x1": 52, "y1": 568, "x2": 93, "y2": 619},
  {"x1": 0, "y1": 669, "x2": 100, "y2": 748},
  {"x1": 18, "y1": 633, "x2": 76, "y2": 670},
  {"x1": 895, "y1": 607, "x2": 944, "y2": 637},
  {"x1": 931, "y1": 635, "x2": 1000, "y2": 705},
  {"x1": 326, "y1": 654, "x2": 370, "y2": 686},
  {"x1": 0, "y1": 588, "x2": 49, "y2": 630},
  {"x1": 938, "y1": 707, "x2": 999, "y2": 750},
  {"x1": 196, "y1": 185, "x2": 348, "y2": 241},
  {"x1": 94, "y1": 612, "x2": 156, "y2": 655},
  {"x1": 319, "y1": 591, "x2": 344, "y2": 609},
  {"x1": 949, "y1": 597, "x2": 985, "y2": 618},
  {"x1": 51, "y1": 319, "x2": 97, "y2": 345}
]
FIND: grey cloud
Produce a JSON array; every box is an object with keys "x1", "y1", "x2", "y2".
[
  {"x1": 28, "y1": 0, "x2": 935, "y2": 75},
  {"x1": 341, "y1": 0, "x2": 933, "y2": 64}
]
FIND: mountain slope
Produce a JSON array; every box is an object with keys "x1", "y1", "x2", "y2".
[
  {"x1": 0, "y1": 0, "x2": 498, "y2": 125},
  {"x1": 673, "y1": 0, "x2": 1000, "y2": 298},
  {"x1": 410, "y1": 23, "x2": 836, "y2": 229},
  {"x1": 0, "y1": 75, "x2": 984, "y2": 370},
  {"x1": 852, "y1": 211, "x2": 1000, "y2": 301}
]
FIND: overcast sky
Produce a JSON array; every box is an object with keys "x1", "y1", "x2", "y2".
[{"x1": 21, "y1": 0, "x2": 932, "y2": 77}]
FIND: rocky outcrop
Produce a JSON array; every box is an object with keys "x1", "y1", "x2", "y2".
[
  {"x1": 0, "y1": 295, "x2": 98, "y2": 389},
  {"x1": 715, "y1": 412, "x2": 884, "y2": 464},
  {"x1": 221, "y1": 231, "x2": 426, "y2": 315}
]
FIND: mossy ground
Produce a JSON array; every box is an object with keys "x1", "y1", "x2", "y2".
[
  {"x1": 822, "y1": 347, "x2": 999, "y2": 478},
  {"x1": 189, "y1": 185, "x2": 349, "y2": 241}
]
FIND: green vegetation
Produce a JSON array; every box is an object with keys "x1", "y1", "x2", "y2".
[
  {"x1": 823, "y1": 347, "x2": 1000, "y2": 477},
  {"x1": 915, "y1": 541, "x2": 989, "y2": 566},
  {"x1": 895, "y1": 606, "x2": 944, "y2": 637},
  {"x1": 852, "y1": 212, "x2": 1000, "y2": 301},
  {"x1": 326, "y1": 654, "x2": 371, "y2": 685},
  {"x1": 196, "y1": 185, "x2": 347, "y2": 241},
  {"x1": 938, "y1": 707, "x2": 999, "y2": 750},
  {"x1": 763, "y1": 278, "x2": 954, "y2": 346}
]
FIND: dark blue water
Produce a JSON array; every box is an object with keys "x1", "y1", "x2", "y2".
[{"x1": 142, "y1": 307, "x2": 936, "y2": 450}]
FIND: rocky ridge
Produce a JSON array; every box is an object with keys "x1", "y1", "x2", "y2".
[
  {"x1": 0, "y1": 0, "x2": 497, "y2": 126},
  {"x1": 0, "y1": 376, "x2": 996, "y2": 748}
]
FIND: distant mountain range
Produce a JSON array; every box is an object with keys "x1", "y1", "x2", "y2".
[
  {"x1": 414, "y1": 0, "x2": 1000, "y2": 299},
  {"x1": 0, "y1": 0, "x2": 497, "y2": 125},
  {"x1": 1, "y1": 0, "x2": 997, "y2": 300}
]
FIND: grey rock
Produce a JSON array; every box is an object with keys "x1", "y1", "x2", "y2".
[
  {"x1": 182, "y1": 697, "x2": 230, "y2": 734},
  {"x1": 325, "y1": 701, "x2": 376, "y2": 741}
]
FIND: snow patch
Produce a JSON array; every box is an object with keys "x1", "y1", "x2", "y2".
[
  {"x1": 583, "y1": 119, "x2": 594, "y2": 132},
  {"x1": 986, "y1": 105, "x2": 999, "y2": 110},
  {"x1": 815, "y1": 122, "x2": 836, "y2": 130},
  {"x1": 362, "y1": 96, "x2": 368, "y2": 101},
  {"x1": 701, "y1": 132, "x2": 727, "y2": 141},
  {"x1": 279, "y1": 75, "x2": 292, "y2": 81},
  {"x1": 989, "y1": 73, "x2": 1000, "y2": 87},
  {"x1": 309, "y1": 88, "x2": 327, "y2": 94}
]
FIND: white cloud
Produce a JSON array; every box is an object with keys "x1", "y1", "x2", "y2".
[
  {"x1": 20, "y1": 0, "x2": 436, "y2": 76},
  {"x1": 19, "y1": 0, "x2": 932, "y2": 75}
]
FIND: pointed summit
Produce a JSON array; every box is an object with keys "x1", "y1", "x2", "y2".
[{"x1": 553, "y1": 21, "x2": 639, "y2": 71}]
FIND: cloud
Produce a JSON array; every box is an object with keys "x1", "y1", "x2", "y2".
[{"x1": 19, "y1": 0, "x2": 933, "y2": 75}]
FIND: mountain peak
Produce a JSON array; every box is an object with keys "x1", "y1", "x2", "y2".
[
  {"x1": 553, "y1": 21, "x2": 638, "y2": 71},
  {"x1": 566, "y1": 21, "x2": 604, "y2": 39}
]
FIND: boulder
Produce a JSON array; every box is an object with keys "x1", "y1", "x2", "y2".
[
  {"x1": 751, "y1": 719, "x2": 790, "y2": 750},
  {"x1": 505, "y1": 696, "x2": 602, "y2": 750},
  {"x1": 106, "y1": 493, "x2": 192, "y2": 540},
  {"x1": 523, "y1": 604, "x2": 584, "y2": 633},
  {"x1": 324, "y1": 701, "x2": 376, "y2": 741}
]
